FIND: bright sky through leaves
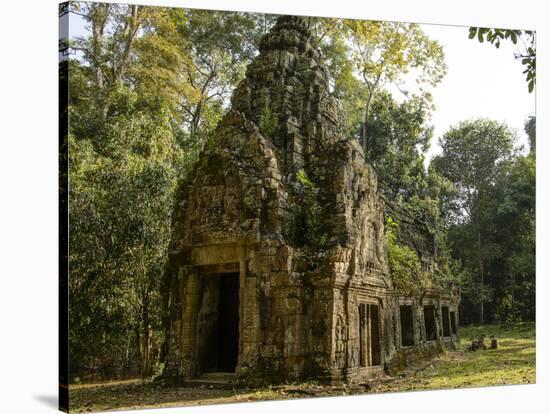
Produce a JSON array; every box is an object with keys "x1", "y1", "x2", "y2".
[{"x1": 420, "y1": 23, "x2": 535, "y2": 158}]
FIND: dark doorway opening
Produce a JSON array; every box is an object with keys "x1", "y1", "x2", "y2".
[
  {"x1": 218, "y1": 273, "x2": 240, "y2": 371},
  {"x1": 198, "y1": 272, "x2": 240, "y2": 373},
  {"x1": 400, "y1": 305, "x2": 415, "y2": 347},
  {"x1": 442, "y1": 306, "x2": 451, "y2": 337},
  {"x1": 359, "y1": 305, "x2": 366, "y2": 366},
  {"x1": 450, "y1": 311, "x2": 457, "y2": 335},
  {"x1": 359, "y1": 303, "x2": 381, "y2": 366},
  {"x1": 369, "y1": 304, "x2": 381, "y2": 365},
  {"x1": 424, "y1": 305, "x2": 437, "y2": 341}
]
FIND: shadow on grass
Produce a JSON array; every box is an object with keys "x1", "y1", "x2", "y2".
[
  {"x1": 70, "y1": 323, "x2": 536, "y2": 412},
  {"x1": 70, "y1": 382, "x2": 241, "y2": 412}
]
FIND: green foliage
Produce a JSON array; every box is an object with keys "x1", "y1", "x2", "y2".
[
  {"x1": 490, "y1": 154, "x2": 535, "y2": 322},
  {"x1": 296, "y1": 169, "x2": 327, "y2": 247},
  {"x1": 385, "y1": 216, "x2": 425, "y2": 293},
  {"x1": 315, "y1": 22, "x2": 369, "y2": 139},
  {"x1": 433, "y1": 119, "x2": 534, "y2": 323},
  {"x1": 366, "y1": 92, "x2": 458, "y2": 232},
  {"x1": 524, "y1": 116, "x2": 536, "y2": 154},
  {"x1": 468, "y1": 27, "x2": 536, "y2": 93},
  {"x1": 68, "y1": 86, "x2": 180, "y2": 379},
  {"x1": 366, "y1": 92, "x2": 433, "y2": 208},
  {"x1": 67, "y1": 2, "x2": 198, "y2": 381},
  {"x1": 175, "y1": 10, "x2": 277, "y2": 147},
  {"x1": 65, "y1": 3, "x2": 537, "y2": 383},
  {"x1": 259, "y1": 104, "x2": 279, "y2": 138},
  {"x1": 372, "y1": 322, "x2": 535, "y2": 392},
  {"x1": 311, "y1": 18, "x2": 446, "y2": 147},
  {"x1": 67, "y1": 4, "x2": 277, "y2": 381},
  {"x1": 283, "y1": 169, "x2": 327, "y2": 248},
  {"x1": 365, "y1": 91, "x2": 458, "y2": 285},
  {"x1": 343, "y1": 19, "x2": 447, "y2": 88},
  {"x1": 433, "y1": 119, "x2": 517, "y2": 223},
  {"x1": 243, "y1": 187, "x2": 260, "y2": 217}
]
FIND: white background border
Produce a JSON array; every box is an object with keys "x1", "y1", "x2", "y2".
[{"x1": 0, "y1": 0, "x2": 546, "y2": 413}]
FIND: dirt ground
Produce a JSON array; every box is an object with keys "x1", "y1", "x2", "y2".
[{"x1": 69, "y1": 323, "x2": 535, "y2": 413}]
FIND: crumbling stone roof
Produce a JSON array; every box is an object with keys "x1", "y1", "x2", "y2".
[{"x1": 384, "y1": 199, "x2": 437, "y2": 260}]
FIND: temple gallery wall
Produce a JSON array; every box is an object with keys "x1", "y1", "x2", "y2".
[{"x1": 160, "y1": 15, "x2": 460, "y2": 386}]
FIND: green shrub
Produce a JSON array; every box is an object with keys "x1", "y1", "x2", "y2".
[
  {"x1": 283, "y1": 169, "x2": 327, "y2": 248},
  {"x1": 259, "y1": 103, "x2": 279, "y2": 138},
  {"x1": 386, "y1": 216, "x2": 425, "y2": 293}
]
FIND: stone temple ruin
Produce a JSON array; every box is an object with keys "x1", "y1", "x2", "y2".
[{"x1": 160, "y1": 16, "x2": 460, "y2": 386}]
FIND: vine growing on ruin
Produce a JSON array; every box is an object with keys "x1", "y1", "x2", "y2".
[
  {"x1": 283, "y1": 169, "x2": 327, "y2": 249},
  {"x1": 385, "y1": 216, "x2": 428, "y2": 294}
]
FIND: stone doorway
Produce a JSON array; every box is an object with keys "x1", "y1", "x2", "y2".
[
  {"x1": 359, "y1": 303, "x2": 381, "y2": 367},
  {"x1": 400, "y1": 305, "x2": 415, "y2": 346},
  {"x1": 424, "y1": 305, "x2": 438, "y2": 341},
  {"x1": 197, "y1": 272, "x2": 240, "y2": 373},
  {"x1": 441, "y1": 306, "x2": 451, "y2": 337}
]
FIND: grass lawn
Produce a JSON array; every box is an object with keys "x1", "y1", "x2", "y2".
[
  {"x1": 370, "y1": 322, "x2": 535, "y2": 393},
  {"x1": 69, "y1": 322, "x2": 535, "y2": 412}
]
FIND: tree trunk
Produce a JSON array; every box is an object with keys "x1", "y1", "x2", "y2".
[
  {"x1": 511, "y1": 273, "x2": 516, "y2": 321},
  {"x1": 114, "y1": 5, "x2": 140, "y2": 84},
  {"x1": 123, "y1": 328, "x2": 131, "y2": 379},
  {"x1": 90, "y1": 3, "x2": 110, "y2": 90},
  {"x1": 362, "y1": 93, "x2": 373, "y2": 156},
  {"x1": 89, "y1": 3, "x2": 110, "y2": 124},
  {"x1": 142, "y1": 323, "x2": 152, "y2": 378},
  {"x1": 91, "y1": 25, "x2": 103, "y2": 90},
  {"x1": 140, "y1": 288, "x2": 153, "y2": 378},
  {"x1": 135, "y1": 325, "x2": 142, "y2": 377},
  {"x1": 478, "y1": 227, "x2": 484, "y2": 324},
  {"x1": 190, "y1": 100, "x2": 203, "y2": 137}
]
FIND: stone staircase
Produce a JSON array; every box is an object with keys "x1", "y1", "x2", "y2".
[{"x1": 184, "y1": 372, "x2": 236, "y2": 390}]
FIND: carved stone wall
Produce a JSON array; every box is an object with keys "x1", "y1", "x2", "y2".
[{"x1": 161, "y1": 15, "x2": 460, "y2": 386}]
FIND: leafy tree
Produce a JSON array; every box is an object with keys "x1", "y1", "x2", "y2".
[
  {"x1": 175, "y1": 10, "x2": 277, "y2": 159},
  {"x1": 525, "y1": 116, "x2": 536, "y2": 154},
  {"x1": 366, "y1": 92, "x2": 459, "y2": 291},
  {"x1": 491, "y1": 154, "x2": 535, "y2": 321},
  {"x1": 68, "y1": 68, "x2": 183, "y2": 379},
  {"x1": 386, "y1": 216, "x2": 424, "y2": 294},
  {"x1": 468, "y1": 27, "x2": 536, "y2": 93},
  {"x1": 67, "y1": 2, "x2": 194, "y2": 379},
  {"x1": 451, "y1": 150, "x2": 535, "y2": 323},
  {"x1": 341, "y1": 20, "x2": 446, "y2": 152},
  {"x1": 433, "y1": 119, "x2": 517, "y2": 221},
  {"x1": 433, "y1": 119, "x2": 519, "y2": 323},
  {"x1": 303, "y1": 18, "x2": 446, "y2": 151},
  {"x1": 366, "y1": 92, "x2": 431, "y2": 199},
  {"x1": 317, "y1": 23, "x2": 368, "y2": 138},
  {"x1": 366, "y1": 92, "x2": 456, "y2": 232},
  {"x1": 66, "y1": 4, "x2": 275, "y2": 380},
  {"x1": 71, "y1": 3, "x2": 194, "y2": 119}
]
